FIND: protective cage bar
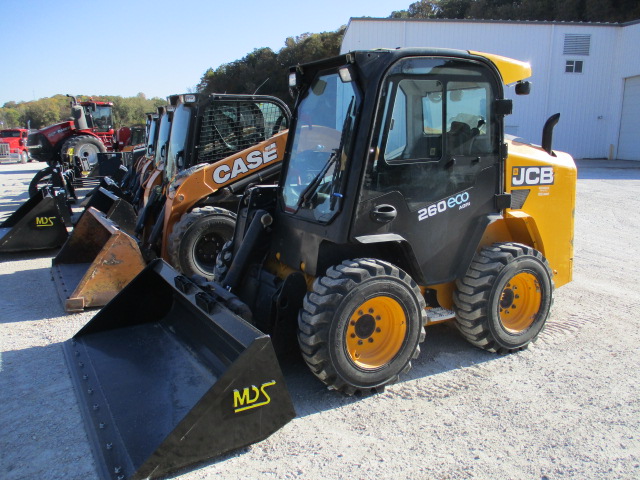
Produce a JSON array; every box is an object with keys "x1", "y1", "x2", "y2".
[{"x1": 197, "y1": 100, "x2": 288, "y2": 164}]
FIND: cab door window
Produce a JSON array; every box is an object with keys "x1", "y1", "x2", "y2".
[{"x1": 364, "y1": 57, "x2": 498, "y2": 210}]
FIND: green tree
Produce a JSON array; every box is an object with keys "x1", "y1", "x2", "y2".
[
  {"x1": 389, "y1": 0, "x2": 640, "y2": 21},
  {"x1": 197, "y1": 28, "x2": 345, "y2": 107},
  {"x1": 0, "y1": 94, "x2": 166, "y2": 130},
  {"x1": 390, "y1": 1, "x2": 441, "y2": 18},
  {"x1": 22, "y1": 98, "x2": 59, "y2": 129},
  {"x1": 0, "y1": 108, "x2": 22, "y2": 128}
]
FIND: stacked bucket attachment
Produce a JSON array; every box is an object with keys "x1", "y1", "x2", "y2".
[
  {"x1": 0, "y1": 186, "x2": 72, "y2": 252},
  {"x1": 52, "y1": 207, "x2": 146, "y2": 312},
  {"x1": 64, "y1": 259, "x2": 295, "y2": 480},
  {"x1": 82, "y1": 187, "x2": 137, "y2": 237},
  {"x1": 88, "y1": 152, "x2": 128, "y2": 181}
]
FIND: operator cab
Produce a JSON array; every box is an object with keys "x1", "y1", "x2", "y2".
[
  {"x1": 277, "y1": 49, "x2": 508, "y2": 284},
  {"x1": 83, "y1": 102, "x2": 113, "y2": 132}
]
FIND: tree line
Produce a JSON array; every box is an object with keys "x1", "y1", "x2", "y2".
[
  {"x1": 390, "y1": 0, "x2": 640, "y2": 23},
  {"x1": 0, "y1": 93, "x2": 165, "y2": 130}
]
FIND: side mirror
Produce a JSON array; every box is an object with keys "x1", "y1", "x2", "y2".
[{"x1": 515, "y1": 81, "x2": 531, "y2": 96}]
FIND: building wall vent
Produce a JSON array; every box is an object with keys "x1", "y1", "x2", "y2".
[{"x1": 563, "y1": 34, "x2": 591, "y2": 55}]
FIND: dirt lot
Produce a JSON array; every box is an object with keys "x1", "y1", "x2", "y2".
[{"x1": 1, "y1": 159, "x2": 639, "y2": 480}]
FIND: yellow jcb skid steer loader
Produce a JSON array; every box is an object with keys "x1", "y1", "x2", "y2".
[
  {"x1": 66, "y1": 48, "x2": 576, "y2": 478},
  {"x1": 52, "y1": 93, "x2": 290, "y2": 312}
]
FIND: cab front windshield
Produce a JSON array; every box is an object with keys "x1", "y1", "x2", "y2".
[
  {"x1": 282, "y1": 68, "x2": 360, "y2": 223},
  {"x1": 164, "y1": 103, "x2": 191, "y2": 183},
  {"x1": 154, "y1": 113, "x2": 172, "y2": 168},
  {"x1": 146, "y1": 116, "x2": 159, "y2": 155},
  {"x1": 89, "y1": 105, "x2": 113, "y2": 132},
  {"x1": 0, "y1": 130, "x2": 20, "y2": 138}
]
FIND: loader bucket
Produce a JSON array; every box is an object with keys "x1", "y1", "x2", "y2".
[
  {"x1": 63, "y1": 259, "x2": 295, "y2": 480},
  {"x1": 0, "y1": 187, "x2": 71, "y2": 252},
  {"x1": 82, "y1": 187, "x2": 137, "y2": 237},
  {"x1": 52, "y1": 207, "x2": 146, "y2": 312},
  {"x1": 88, "y1": 152, "x2": 126, "y2": 180}
]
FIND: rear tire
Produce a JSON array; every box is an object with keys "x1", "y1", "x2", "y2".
[
  {"x1": 60, "y1": 135, "x2": 106, "y2": 168},
  {"x1": 453, "y1": 243, "x2": 554, "y2": 353},
  {"x1": 167, "y1": 206, "x2": 236, "y2": 280},
  {"x1": 298, "y1": 258, "x2": 426, "y2": 395},
  {"x1": 213, "y1": 240, "x2": 234, "y2": 284}
]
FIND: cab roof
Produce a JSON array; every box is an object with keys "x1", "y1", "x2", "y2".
[{"x1": 469, "y1": 51, "x2": 532, "y2": 84}]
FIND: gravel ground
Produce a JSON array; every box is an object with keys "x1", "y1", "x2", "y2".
[{"x1": 1, "y1": 159, "x2": 639, "y2": 480}]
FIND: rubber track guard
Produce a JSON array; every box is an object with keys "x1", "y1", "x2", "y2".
[{"x1": 64, "y1": 259, "x2": 295, "y2": 479}]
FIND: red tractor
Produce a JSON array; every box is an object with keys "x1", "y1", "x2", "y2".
[{"x1": 27, "y1": 95, "x2": 117, "y2": 196}]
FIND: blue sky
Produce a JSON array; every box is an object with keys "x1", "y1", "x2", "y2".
[{"x1": 1, "y1": 0, "x2": 412, "y2": 105}]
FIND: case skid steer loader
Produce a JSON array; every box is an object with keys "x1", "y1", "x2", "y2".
[
  {"x1": 53, "y1": 93, "x2": 290, "y2": 311},
  {"x1": 65, "y1": 48, "x2": 575, "y2": 479}
]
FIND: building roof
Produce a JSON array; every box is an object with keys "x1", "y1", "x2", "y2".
[{"x1": 348, "y1": 17, "x2": 640, "y2": 28}]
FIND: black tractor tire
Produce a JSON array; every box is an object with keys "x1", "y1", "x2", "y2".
[
  {"x1": 213, "y1": 240, "x2": 234, "y2": 284},
  {"x1": 453, "y1": 243, "x2": 554, "y2": 354},
  {"x1": 60, "y1": 135, "x2": 106, "y2": 168},
  {"x1": 28, "y1": 167, "x2": 54, "y2": 197},
  {"x1": 298, "y1": 258, "x2": 427, "y2": 395},
  {"x1": 167, "y1": 206, "x2": 236, "y2": 280}
]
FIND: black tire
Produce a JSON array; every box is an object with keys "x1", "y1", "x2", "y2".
[
  {"x1": 298, "y1": 258, "x2": 427, "y2": 395},
  {"x1": 453, "y1": 243, "x2": 554, "y2": 353},
  {"x1": 213, "y1": 240, "x2": 234, "y2": 284},
  {"x1": 166, "y1": 206, "x2": 236, "y2": 280},
  {"x1": 60, "y1": 135, "x2": 106, "y2": 168},
  {"x1": 20, "y1": 151, "x2": 28, "y2": 164},
  {"x1": 28, "y1": 167, "x2": 54, "y2": 197}
]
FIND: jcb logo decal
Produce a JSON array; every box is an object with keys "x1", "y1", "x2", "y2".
[
  {"x1": 512, "y1": 166, "x2": 554, "y2": 186},
  {"x1": 35, "y1": 216, "x2": 56, "y2": 227},
  {"x1": 233, "y1": 380, "x2": 276, "y2": 413}
]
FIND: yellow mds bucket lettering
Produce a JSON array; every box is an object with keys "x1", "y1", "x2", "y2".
[
  {"x1": 233, "y1": 381, "x2": 276, "y2": 413},
  {"x1": 35, "y1": 216, "x2": 56, "y2": 227}
]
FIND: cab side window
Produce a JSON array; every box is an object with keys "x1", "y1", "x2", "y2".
[{"x1": 365, "y1": 57, "x2": 498, "y2": 210}]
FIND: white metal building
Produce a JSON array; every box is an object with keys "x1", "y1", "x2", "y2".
[{"x1": 341, "y1": 18, "x2": 640, "y2": 160}]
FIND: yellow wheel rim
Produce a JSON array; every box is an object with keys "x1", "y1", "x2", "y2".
[
  {"x1": 499, "y1": 272, "x2": 542, "y2": 333},
  {"x1": 345, "y1": 296, "x2": 407, "y2": 370}
]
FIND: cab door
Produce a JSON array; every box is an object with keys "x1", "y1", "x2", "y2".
[{"x1": 353, "y1": 56, "x2": 504, "y2": 285}]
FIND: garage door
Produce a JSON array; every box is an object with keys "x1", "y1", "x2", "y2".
[{"x1": 618, "y1": 75, "x2": 640, "y2": 161}]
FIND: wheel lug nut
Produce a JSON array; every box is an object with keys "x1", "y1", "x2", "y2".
[
  {"x1": 376, "y1": 327, "x2": 381, "y2": 333},
  {"x1": 375, "y1": 315, "x2": 381, "y2": 321},
  {"x1": 358, "y1": 340, "x2": 363, "y2": 345},
  {"x1": 368, "y1": 338, "x2": 374, "y2": 343},
  {"x1": 350, "y1": 333, "x2": 356, "y2": 338},
  {"x1": 358, "y1": 310, "x2": 364, "y2": 316},
  {"x1": 350, "y1": 321, "x2": 356, "y2": 326},
  {"x1": 368, "y1": 308, "x2": 374, "y2": 314}
]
